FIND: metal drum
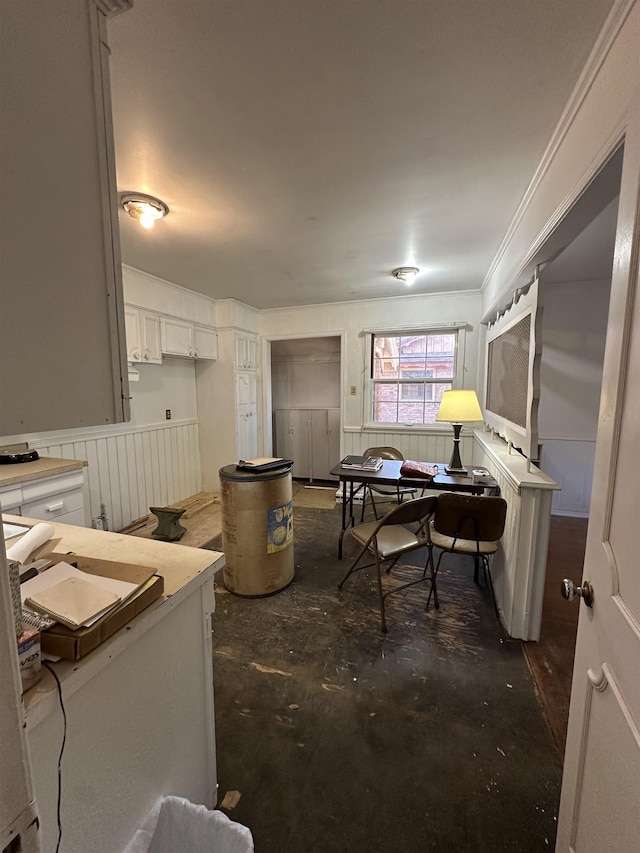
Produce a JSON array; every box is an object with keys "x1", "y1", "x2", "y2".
[{"x1": 219, "y1": 464, "x2": 294, "y2": 597}]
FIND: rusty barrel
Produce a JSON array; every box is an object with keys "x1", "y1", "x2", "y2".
[{"x1": 219, "y1": 463, "x2": 294, "y2": 597}]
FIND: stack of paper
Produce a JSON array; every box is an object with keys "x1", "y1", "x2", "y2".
[
  {"x1": 340, "y1": 455, "x2": 384, "y2": 471},
  {"x1": 21, "y1": 561, "x2": 138, "y2": 630}
]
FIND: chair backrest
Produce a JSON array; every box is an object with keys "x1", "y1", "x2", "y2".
[
  {"x1": 376, "y1": 494, "x2": 437, "y2": 529},
  {"x1": 363, "y1": 446, "x2": 404, "y2": 461},
  {"x1": 433, "y1": 493, "x2": 507, "y2": 543}
]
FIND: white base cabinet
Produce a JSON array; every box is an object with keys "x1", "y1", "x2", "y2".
[
  {"x1": 274, "y1": 408, "x2": 340, "y2": 481},
  {"x1": 20, "y1": 519, "x2": 222, "y2": 853},
  {"x1": 0, "y1": 465, "x2": 88, "y2": 527}
]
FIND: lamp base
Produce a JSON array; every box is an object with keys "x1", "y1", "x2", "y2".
[
  {"x1": 445, "y1": 465, "x2": 468, "y2": 476},
  {"x1": 447, "y1": 423, "x2": 467, "y2": 475}
]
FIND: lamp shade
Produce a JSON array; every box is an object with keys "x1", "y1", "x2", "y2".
[{"x1": 436, "y1": 389, "x2": 483, "y2": 423}]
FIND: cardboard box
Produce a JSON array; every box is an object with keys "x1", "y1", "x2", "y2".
[{"x1": 37, "y1": 552, "x2": 164, "y2": 661}]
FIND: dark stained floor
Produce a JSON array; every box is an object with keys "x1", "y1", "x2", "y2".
[
  {"x1": 210, "y1": 503, "x2": 562, "y2": 852},
  {"x1": 523, "y1": 515, "x2": 587, "y2": 755}
]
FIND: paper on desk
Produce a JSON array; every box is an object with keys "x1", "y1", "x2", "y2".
[{"x1": 20, "y1": 561, "x2": 138, "y2": 628}]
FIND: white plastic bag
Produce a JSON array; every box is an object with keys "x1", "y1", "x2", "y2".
[{"x1": 123, "y1": 796, "x2": 254, "y2": 853}]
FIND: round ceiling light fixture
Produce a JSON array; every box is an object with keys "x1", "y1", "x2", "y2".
[
  {"x1": 392, "y1": 266, "x2": 420, "y2": 285},
  {"x1": 119, "y1": 192, "x2": 169, "y2": 229}
]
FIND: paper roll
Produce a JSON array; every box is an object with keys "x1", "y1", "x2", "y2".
[{"x1": 6, "y1": 522, "x2": 55, "y2": 566}]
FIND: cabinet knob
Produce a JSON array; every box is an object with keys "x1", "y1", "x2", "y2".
[
  {"x1": 131, "y1": 350, "x2": 140, "y2": 360},
  {"x1": 143, "y1": 350, "x2": 150, "y2": 360}
]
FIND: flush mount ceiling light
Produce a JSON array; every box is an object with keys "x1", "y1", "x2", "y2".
[
  {"x1": 392, "y1": 267, "x2": 419, "y2": 285},
  {"x1": 119, "y1": 192, "x2": 169, "y2": 229}
]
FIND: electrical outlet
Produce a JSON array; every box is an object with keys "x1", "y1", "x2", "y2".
[
  {"x1": 350, "y1": 385, "x2": 357, "y2": 396},
  {"x1": 165, "y1": 409, "x2": 172, "y2": 420},
  {"x1": 93, "y1": 517, "x2": 104, "y2": 530}
]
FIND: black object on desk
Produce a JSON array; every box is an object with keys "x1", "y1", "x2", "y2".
[{"x1": 331, "y1": 459, "x2": 499, "y2": 559}]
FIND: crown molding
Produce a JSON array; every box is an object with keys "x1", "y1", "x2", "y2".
[{"x1": 482, "y1": 0, "x2": 635, "y2": 294}]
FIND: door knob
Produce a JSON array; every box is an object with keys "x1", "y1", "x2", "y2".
[{"x1": 561, "y1": 578, "x2": 594, "y2": 608}]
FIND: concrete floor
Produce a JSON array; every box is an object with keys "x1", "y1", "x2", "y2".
[{"x1": 211, "y1": 503, "x2": 562, "y2": 852}]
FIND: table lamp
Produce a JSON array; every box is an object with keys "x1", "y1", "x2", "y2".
[{"x1": 436, "y1": 389, "x2": 484, "y2": 474}]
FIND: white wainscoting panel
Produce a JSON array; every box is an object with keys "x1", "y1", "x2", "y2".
[
  {"x1": 342, "y1": 427, "x2": 475, "y2": 467},
  {"x1": 473, "y1": 429, "x2": 559, "y2": 640},
  {"x1": 538, "y1": 438, "x2": 595, "y2": 517},
  {"x1": 27, "y1": 420, "x2": 201, "y2": 532}
]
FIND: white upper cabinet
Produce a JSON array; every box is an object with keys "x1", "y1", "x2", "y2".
[
  {"x1": 193, "y1": 325, "x2": 218, "y2": 360},
  {"x1": 161, "y1": 318, "x2": 194, "y2": 358},
  {"x1": 160, "y1": 317, "x2": 217, "y2": 360},
  {"x1": 0, "y1": 0, "x2": 132, "y2": 435},
  {"x1": 125, "y1": 307, "x2": 161, "y2": 364},
  {"x1": 234, "y1": 333, "x2": 259, "y2": 370}
]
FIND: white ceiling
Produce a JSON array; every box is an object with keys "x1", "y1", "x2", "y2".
[{"x1": 108, "y1": 0, "x2": 615, "y2": 310}]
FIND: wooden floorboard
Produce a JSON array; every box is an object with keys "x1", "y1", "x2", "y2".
[{"x1": 523, "y1": 514, "x2": 587, "y2": 756}]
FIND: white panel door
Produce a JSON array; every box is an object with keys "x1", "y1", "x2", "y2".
[
  {"x1": 310, "y1": 408, "x2": 341, "y2": 481},
  {"x1": 140, "y1": 311, "x2": 162, "y2": 363},
  {"x1": 290, "y1": 410, "x2": 311, "y2": 479},
  {"x1": 193, "y1": 326, "x2": 217, "y2": 360},
  {"x1": 161, "y1": 318, "x2": 194, "y2": 357},
  {"x1": 556, "y1": 103, "x2": 640, "y2": 851},
  {"x1": 236, "y1": 372, "x2": 258, "y2": 461}
]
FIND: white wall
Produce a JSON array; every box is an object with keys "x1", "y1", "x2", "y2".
[
  {"x1": 129, "y1": 360, "x2": 197, "y2": 426},
  {"x1": 539, "y1": 280, "x2": 610, "y2": 440},
  {"x1": 260, "y1": 289, "x2": 484, "y2": 461},
  {"x1": 537, "y1": 279, "x2": 610, "y2": 515}
]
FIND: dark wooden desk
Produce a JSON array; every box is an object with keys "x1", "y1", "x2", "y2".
[{"x1": 331, "y1": 459, "x2": 498, "y2": 558}]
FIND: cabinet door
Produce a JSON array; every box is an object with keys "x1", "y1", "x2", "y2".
[
  {"x1": 234, "y1": 334, "x2": 258, "y2": 369},
  {"x1": 161, "y1": 318, "x2": 194, "y2": 357},
  {"x1": 193, "y1": 326, "x2": 218, "y2": 360},
  {"x1": 140, "y1": 311, "x2": 162, "y2": 363},
  {"x1": 246, "y1": 336, "x2": 259, "y2": 369},
  {"x1": 236, "y1": 371, "x2": 257, "y2": 406},
  {"x1": 124, "y1": 307, "x2": 142, "y2": 362},
  {"x1": 0, "y1": 2, "x2": 130, "y2": 434},
  {"x1": 234, "y1": 335, "x2": 248, "y2": 369},
  {"x1": 309, "y1": 409, "x2": 340, "y2": 481},
  {"x1": 237, "y1": 404, "x2": 258, "y2": 462},
  {"x1": 274, "y1": 410, "x2": 293, "y2": 461},
  {"x1": 327, "y1": 408, "x2": 341, "y2": 467},
  {"x1": 290, "y1": 410, "x2": 311, "y2": 479}
]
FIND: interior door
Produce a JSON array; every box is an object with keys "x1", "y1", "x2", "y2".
[{"x1": 556, "y1": 109, "x2": 640, "y2": 851}]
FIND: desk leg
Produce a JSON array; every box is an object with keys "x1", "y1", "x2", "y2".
[
  {"x1": 338, "y1": 479, "x2": 347, "y2": 559},
  {"x1": 338, "y1": 479, "x2": 358, "y2": 560}
]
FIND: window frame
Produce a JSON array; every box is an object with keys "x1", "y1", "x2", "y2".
[{"x1": 365, "y1": 326, "x2": 466, "y2": 430}]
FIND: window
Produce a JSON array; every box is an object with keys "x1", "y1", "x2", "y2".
[{"x1": 370, "y1": 331, "x2": 458, "y2": 425}]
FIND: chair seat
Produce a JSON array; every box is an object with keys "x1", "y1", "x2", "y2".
[
  {"x1": 429, "y1": 525, "x2": 499, "y2": 556},
  {"x1": 352, "y1": 521, "x2": 421, "y2": 558}
]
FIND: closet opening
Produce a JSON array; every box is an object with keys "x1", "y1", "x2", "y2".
[{"x1": 267, "y1": 335, "x2": 343, "y2": 487}]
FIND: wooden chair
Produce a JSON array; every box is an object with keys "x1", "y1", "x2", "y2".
[
  {"x1": 426, "y1": 493, "x2": 507, "y2": 613},
  {"x1": 338, "y1": 495, "x2": 438, "y2": 633},
  {"x1": 359, "y1": 446, "x2": 418, "y2": 521}
]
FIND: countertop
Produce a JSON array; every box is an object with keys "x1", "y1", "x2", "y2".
[
  {"x1": 3, "y1": 514, "x2": 225, "y2": 717},
  {"x1": 0, "y1": 456, "x2": 87, "y2": 488}
]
